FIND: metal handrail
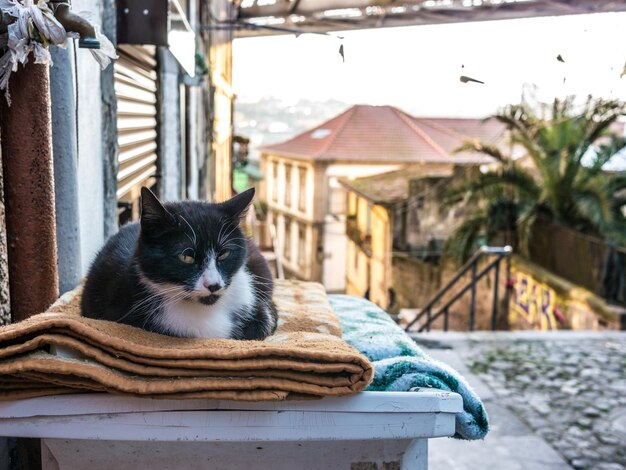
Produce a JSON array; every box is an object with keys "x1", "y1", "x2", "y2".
[{"x1": 405, "y1": 246, "x2": 512, "y2": 332}]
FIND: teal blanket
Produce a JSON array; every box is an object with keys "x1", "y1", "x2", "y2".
[{"x1": 329, "y1": 295, "x2": 489, "y2": 440}]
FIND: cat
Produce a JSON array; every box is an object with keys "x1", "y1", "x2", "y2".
[{"x1": 81, "y1": 187, "x2": 278, "y2": 340}]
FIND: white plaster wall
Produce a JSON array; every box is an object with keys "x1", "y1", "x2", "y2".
[
  {"x1": 74, "y1": 0, "x2": 105, "y2": 274},
  {"x1": 323, "y1": 217, "x2": 348, "y2": 292},
  {"x1": 326, "y1": 163, "x2": 401, "y2": 180}
]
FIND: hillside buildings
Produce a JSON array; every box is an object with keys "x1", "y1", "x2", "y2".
[{"x1": 259, "y1": 104, "x2": 504, "y2": 292}]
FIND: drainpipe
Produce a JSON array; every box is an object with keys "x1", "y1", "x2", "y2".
[
  {"x1": 0, "y1": 63, "x2": 59, "y2": 322},
  {"x1": 50, "y1": 44, "x2": 82, "y2": 294}
]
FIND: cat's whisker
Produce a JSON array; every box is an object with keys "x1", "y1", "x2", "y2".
[
  {"x1": 251, "y1": 285, "x2": 274, "y2": 297},
  {"x1": 222, "y1": 244, "x2": 244, "y2": 251},
  {"x1": 144, "y1": 291, "x2": 188, "y2": 329},
  {"x1": 248, "y1": 285, "x2": 273, "y2": 302},
  {"x1": 216, "y1": 215, "x2": 227, "y2": 247},
  {"x1": 222, "y1": 236, "x2": 247, "y2": 241},
  {"x1": 118, "y1": 294, "x2": 161, "y2": 323},
  {"x1": 249, "y1": 276, "x2": 274, "y2": 287},
  {"x1": 120, "y1": 284, "x2": 189, "y2": 321},
  {"x1": 217, "y1": 219, "x2": 235, "y2": 244},
  {"x1": 219, "y1": 220, "x2": 240, "y2": 245},
  {"x1": 221, "y1": 239, "x2": 247, "y2": 246},
  {"x1": 177, "y1": 214, "x2": 198, "y2": 247}
]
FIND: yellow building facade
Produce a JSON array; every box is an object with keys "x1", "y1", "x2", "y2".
[{"x1": 345, "y1": 193, "x2": 394, "y2": 307}]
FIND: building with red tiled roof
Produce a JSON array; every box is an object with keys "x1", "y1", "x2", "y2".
[
  {"x1": 261, "y1": 105, "x2": 503, "y2": 164},
  {"x1": 258, "y1": 105, "x2": 506, "y2": 292}
]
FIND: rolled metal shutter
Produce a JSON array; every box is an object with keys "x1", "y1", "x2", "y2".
[{"x1": 115, "y1": 45, "x2": 158, "y2": 222}]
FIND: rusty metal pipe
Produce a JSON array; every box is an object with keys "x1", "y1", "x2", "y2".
[
  {"x1": 52, "y1": 2, "x2": 100, "y2": 49},
  {"x1": 0, "y1": 63, "x2": 59, "y2": 322}
]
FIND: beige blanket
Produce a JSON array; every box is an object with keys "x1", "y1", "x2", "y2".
[{"x1": 0, "y1": 280, "x2": 373, "y2": 401}]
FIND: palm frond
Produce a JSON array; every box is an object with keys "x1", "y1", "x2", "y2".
[
  {"x1": 584, "y1": 137, "x2": 626, "y2": 179},
  {"x1": 454, "y1": 140, "x2": 507, "y2": 163},
  {"x1": 446, "y1": 95, "x2": 626, "y2": 260},
  {"x1": 606, "y1": 173, "x2": 626, "y2": 194},
  {"x1": 515, "y1": 206, "x2": 543, "y2": 256},
  {"x1": 446, "y1": 165, "x2": 541, "y2": 203},
  {"x1": 571, "y1": 184, "x2": 614, "y2": 232}
]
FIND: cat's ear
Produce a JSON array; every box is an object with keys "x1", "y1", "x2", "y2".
[
  {"x1": 221, "y1": 188, "x2": 255, "y2": 220},
  {"x1": 140, "y1": 187, "x2": 175, "y2": 235}
]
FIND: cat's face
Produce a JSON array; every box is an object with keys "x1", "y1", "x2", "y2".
[{"x1": 136, "y1": 188, "x2": 254, "y2": 306}]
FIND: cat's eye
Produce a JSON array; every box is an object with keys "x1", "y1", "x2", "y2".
[
  {"x1": 178, "y1": 253, "x2": 195, "y2": 264},
  {"x1": 218, "y1": 250, "x2": 230, "y2": 261}
]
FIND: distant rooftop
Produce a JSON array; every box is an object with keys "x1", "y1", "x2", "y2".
[
  {"x1": 260, "y1": 105, "x2": 504, "y2": 165},
  {"x1": 338, "y1": 165, "x2": 452, "y2": 205}
]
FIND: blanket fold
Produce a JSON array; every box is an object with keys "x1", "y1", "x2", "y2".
[
  {"x1": 0, "y1": 281, "x2": 373, "y2": 401},
  {"x1": 330, "y1": 295, "x2": 489, "y2": 441}
]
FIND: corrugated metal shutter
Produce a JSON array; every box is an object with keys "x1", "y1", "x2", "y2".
[{"x1": 115, "y1": 45, "x2": 158, "y2": 222}]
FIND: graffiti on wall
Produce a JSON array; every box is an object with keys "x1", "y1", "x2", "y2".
[{"x1": 510, "y1": 268, "x2": 564, "y2": 330}]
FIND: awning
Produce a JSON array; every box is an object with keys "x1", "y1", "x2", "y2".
[{"x1": 231, "y1": 0, "x2": 626, "y2": 37}]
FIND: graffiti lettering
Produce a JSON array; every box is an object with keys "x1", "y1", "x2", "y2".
[{"x1": 510, "y1": 269, "x2": 560, "y2": 330}]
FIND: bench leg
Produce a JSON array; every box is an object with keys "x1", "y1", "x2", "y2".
[
  {"x1": 401, "y1": 439, "x2": 428, "y2": 470},
  {"x1": 41, "y1": 441, "x2": 59, "y2": 470}
]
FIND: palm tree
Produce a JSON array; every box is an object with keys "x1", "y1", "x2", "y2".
[{"x1": 447, "y1": 96, "x2": 626, "y2": 262}]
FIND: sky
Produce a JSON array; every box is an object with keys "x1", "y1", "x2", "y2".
[{"x1": 233, "y1": 11, "x2": 626, "y2": 118}]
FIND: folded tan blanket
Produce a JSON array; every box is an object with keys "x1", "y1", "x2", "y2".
[{"x1": 0, "y1": 280, "x2": 373, "y2": 401}]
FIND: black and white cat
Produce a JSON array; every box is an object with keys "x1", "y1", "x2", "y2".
[{"x1": 81, "y1": 187, "x2": 277, "y2": 340}]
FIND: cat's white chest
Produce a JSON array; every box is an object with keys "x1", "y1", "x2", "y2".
[{"x1": 158, "y1": 269, "x2": 255, "y2": 338}]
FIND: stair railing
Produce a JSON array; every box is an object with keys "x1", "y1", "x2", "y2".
[{"x1": 404, "y1": 246, "x2": 512, "y2": 333}]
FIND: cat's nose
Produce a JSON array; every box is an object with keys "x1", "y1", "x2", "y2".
[{"x1": 204, "y1": 281, "x2": 223, "y2": 293}]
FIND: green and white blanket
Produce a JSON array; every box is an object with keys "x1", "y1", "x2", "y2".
[{"x1": 329, "y1": 295, "x2": 489, "y2": 440}]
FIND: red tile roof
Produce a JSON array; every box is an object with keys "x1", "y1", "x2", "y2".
[{"x1": 260, "y1": 105, "x2": 505, "y2": 164}]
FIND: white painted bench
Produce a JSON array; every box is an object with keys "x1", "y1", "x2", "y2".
[{"x1": 0, "y1": 390, "x2": 461, "y2": 469}]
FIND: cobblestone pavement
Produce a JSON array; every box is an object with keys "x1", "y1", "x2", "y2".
[{"x1": 467, "y1": 335, "x2": 626, "y2": 470}]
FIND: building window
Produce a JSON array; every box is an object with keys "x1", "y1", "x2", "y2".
[
  {"x1": 271, "y1": 162, "x2": 278, "y2": 203},
  {"x1": 298, "y1": 167, "x2": 307, "y2": 212},
  {"x1": 284, "y1": 164, "x2": 292, "y2": 208},
  {"x1": 298, "y1": 223, "x2": 306, "y2": 268}
]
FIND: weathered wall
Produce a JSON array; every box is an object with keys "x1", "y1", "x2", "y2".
[
  {"x1": 509, "y1": 257, "x2": 625, "y2": 331},
  {"x1": 405, "y1": 176, "x2": 468, "y2": 249},
  {"x1": 394, "y1": 254, "x2": 625, "y2": 332},
  {"x1": 0, "y1": 150, "x2": 9, "y2": 326},
  {"x1": 392, "y1": 256, "x2": 443, "y2": 311},
  {"x1": 394, "y1": 255, "x2": 510, "y2": 331}
]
